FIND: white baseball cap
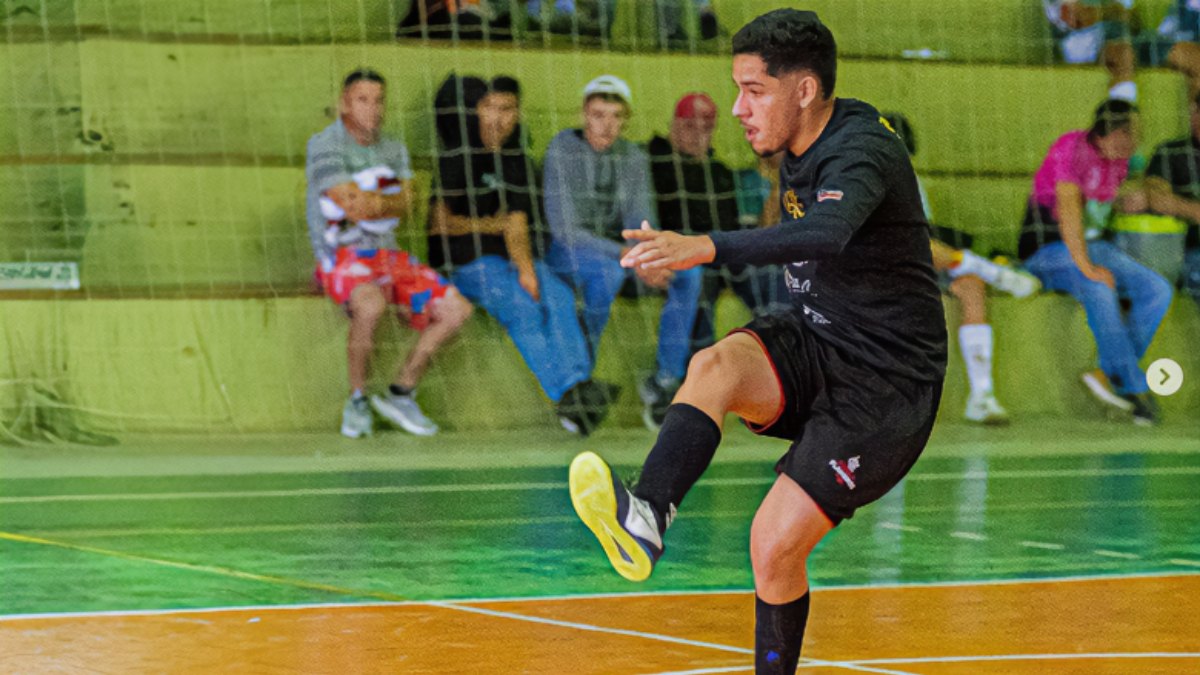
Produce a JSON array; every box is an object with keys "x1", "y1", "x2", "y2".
[{"x1": 583, "y1": 75, "x2": 632, "y2": 106}]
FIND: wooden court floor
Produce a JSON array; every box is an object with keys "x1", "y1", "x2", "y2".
[
  {"x1": 4, "y1": 574, "x2": 1198, "y2": 674},
  {"x1": 3, "y1": 429, "x2": 1199, "y2": 673}
]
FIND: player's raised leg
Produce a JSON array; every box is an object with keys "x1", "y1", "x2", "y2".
[{"x1": 569, "y1": 331, "x2": 780, "y2": 581}]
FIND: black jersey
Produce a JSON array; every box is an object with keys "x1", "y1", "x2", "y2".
[{"x1": 708, "y1": 98, "x2": 946, "y2": 383}]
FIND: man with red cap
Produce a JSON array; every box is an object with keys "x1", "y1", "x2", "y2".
[{"x1": 648, "y1": 91, "x2": 788, "y2": 354}]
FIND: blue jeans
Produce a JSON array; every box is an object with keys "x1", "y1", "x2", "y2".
[
  {"x1": 451, "y1": 256, "x2": 591, "y2": 402},
  {"x1": 692, "y1": 264, "x2": 789, "y2": 352},
  {"x1": 1184, "y1": 247, "x2": 1200, "y2": 306},
  {"x1": 1025, "y1": 241, "x2": 1173, "y2": 395},
  {"x1": 546, "y1": 241, "x2": 702, "y2": 381}
]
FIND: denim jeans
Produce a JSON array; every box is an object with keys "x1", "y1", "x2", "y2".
[
  {"x1": 1025, "y1": 241, "x2": 1174, "y2": 395},
  {"x1": 691, "y1": 264, "x2": 789, "y2": 352},
  {"x1": 451, "y1": 256, "x2": 591, "y2": 402},
  {"x1": 545, "y1": 241, "x2": 702, "y2": 381},
  {"x1": 1184, "y1": 247, "x2": 1200, "y2": 306}
]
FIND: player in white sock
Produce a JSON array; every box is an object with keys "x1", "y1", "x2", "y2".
[{"x1": 882, "y1": 111, "x2": 1039, "y2": 424}]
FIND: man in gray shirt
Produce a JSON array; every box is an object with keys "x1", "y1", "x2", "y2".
[
  {"x1": 543, "y1": 75, "x2": 702, "y2": 429},
  {"x1": 306, "y1": 69, "x2": 473, "y2": 438}
]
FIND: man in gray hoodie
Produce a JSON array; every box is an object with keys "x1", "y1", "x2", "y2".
[{"x1": 543, "y1": 75, "x2": 703, "y2": 430}]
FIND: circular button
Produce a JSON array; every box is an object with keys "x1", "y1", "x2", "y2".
[{"x1": 1147, "y1": 358, "x2": 1183, "y2": 396}]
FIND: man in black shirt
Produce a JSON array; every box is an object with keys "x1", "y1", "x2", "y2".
[
  {"x1": 1144, "y1": 90, "x2": 1200, "y2": 305},
  {"x1": 567, "y1": 10, "x2": 946, "y2": 674},
  {"x1": 648, "y1": 92, "x2": 788, "y2": 353}
]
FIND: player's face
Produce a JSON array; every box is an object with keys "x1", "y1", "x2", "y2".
[
  {"x1": 583, "y1": 98, "x2": 629, "y2": 152},
  {"x1": 672, "y1": 102, "x2": 718, "y2": 158},
  {"x1": 478, "y1": 92, "x2": 520, "y2": 149},
  {"x1": 341, "y1": 81, "x2": 385, "y2": 136},
  {"x1": 731, "y1": 54, "x2": 802, "y2": 157}
]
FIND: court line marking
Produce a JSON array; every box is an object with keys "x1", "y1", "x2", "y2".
[
  {"x1": 432, "y1": 604, "x2": 919, "y2": 675},
  {"x1": 647, "y1": 652, "x2": 1200, "y2": 675},
  {"x1": 4, "y1": 465, "x2": 1199, "y2": 504},
  {"x1": 852, "y1": 652, "x2": 1200, "y2": 665},
  {"x1": 2, "y1": 569, "x2": 1197, "y2": 622},
  {"x1": 0, "y1": 530, "x2": 410, "y2": 604}
]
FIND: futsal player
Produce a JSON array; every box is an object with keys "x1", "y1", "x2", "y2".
[{"x1": 567, "y1": 10, "x2": 947, "y2": 673}]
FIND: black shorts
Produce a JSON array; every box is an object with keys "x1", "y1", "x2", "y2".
[{"x1": 733, "y1": 311, "x2": 942, "y2": 523}]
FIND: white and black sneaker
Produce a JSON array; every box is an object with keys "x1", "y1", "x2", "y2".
[
  {"x1": 370, "y1": 391, "x2": 438, "y2": 436},
  {"x1": 341, "y1": 395, "x2": 373, "y2": 439},
  {"x1": 569, "y1": 451, "x2": 668, "y2": 582},
  {"x1": 638, "y1": 375, "x2": 679, "y2": 431}
]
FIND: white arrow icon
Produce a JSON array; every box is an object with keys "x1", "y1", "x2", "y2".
[{"x1": 1147, "y1": 358, "x2": 1183, "y2": 397}]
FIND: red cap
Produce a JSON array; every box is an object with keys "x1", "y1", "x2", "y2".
[{"x1": 674, "y1": 92, "x2": 717, "y2": 120}]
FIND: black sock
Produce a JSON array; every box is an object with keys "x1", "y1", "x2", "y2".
[
  {"x1": 755, "y1": 592, "x2": 810, "y2": 674},
  {"x1": 632, "y1": 403, "x2": 721, "y2": 531},
  {"x1": 389, "y1": 384, "x2": 414, "y2": 397}
]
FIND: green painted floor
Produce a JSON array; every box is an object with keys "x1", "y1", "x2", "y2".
[{"x1": 1, "y1": 419, "x2": 1199, "y2": 617}]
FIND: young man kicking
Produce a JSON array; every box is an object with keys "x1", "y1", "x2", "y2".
[{"x1": 568, "y1": 10, "x2": 947, "y2": 674}]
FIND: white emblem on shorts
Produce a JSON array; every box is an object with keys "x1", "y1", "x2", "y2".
[{"x1": 830, "y1": 456, "x2": 861, "y2": 490}]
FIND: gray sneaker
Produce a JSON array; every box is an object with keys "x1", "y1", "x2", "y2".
[
  {"x1": 341, "y1": 396, "x2": 373, "y2": 439},
  {"x1": 370, "y1": 392, "x2": 438, "y2": 436}
]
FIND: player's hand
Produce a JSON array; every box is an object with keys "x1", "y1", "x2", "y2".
[
  {"x1": 518, "y1": 267, "x2": 541, "y2": 302},
  {"x1": 1119, "y1": 188, "x2": 1148, "y2": 214},
  {"x1": 344, "y1": 191, "x2": 384, "y2": 221},
  {"x1": 620, "y1": 222, "x2": 715, "y2": 271},
  {"x1": 1081, "y1": 263, "x2": 1116, "y2": 289},
  {"x1": 635, "y1": 264, "x2": 673, "y2": 290}
]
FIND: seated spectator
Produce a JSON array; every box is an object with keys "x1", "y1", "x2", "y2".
[
  {"x1": 526, "y1": 0, "x2": 718, "y2": 44},
  {"x1": 1018, "y1": 99, "x2": 1172, "y2": 425},
  {"x1": 306, "y1": 69, "x2": 473, "y2": 438},
  {"x1": 1043, "y1": 0, "x2": 1200, "y2": 101},
  {"x1": 397, "y1": 0, "x2": 512, "y2": 40},
  {"x1": 428, "y1": 74, "x2": 615, "y2": 435},
  {"x1": 1142, "y1": 89, "x2": 1200, "y2": 305},
  {"x1": 884, "y1": 113, "x2": 1041, "y2": 425},
  {"x1": 543, "y1": 75, "x2": 703, "y2": 430},
  {"x1": 648, "y1": 92, "x2": 786, "y2": 354}
]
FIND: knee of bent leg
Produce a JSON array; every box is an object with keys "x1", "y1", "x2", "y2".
[
  {"x1": 437, "y1": 290, "x2": 473, "y2": 329},
  {"x1": 686, "y1": 344, "x2": 732, "y2": 382},
  {"x1": 349, "y1": 285, "x2": 387, "y2": 322},
  {"x1": 750, "y1": 522, "x2": 808, "y2": 592}
]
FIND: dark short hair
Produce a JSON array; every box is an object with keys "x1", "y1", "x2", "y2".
[
  {"x1": 1089, "y1": 98, "x2": 1138, "y2": 138},
  {"x1": 489, "y1": 75, "x2": 521, "y2": 99},
  {"x1": 732, "y1": 9, "x2": 837, "y2": 98},
  {"x1": 343, "y1": 68, "x2": 386, "y2": 90},
  {"x1": 882, "y1": 112, "x2": 916, "y2": 156}
]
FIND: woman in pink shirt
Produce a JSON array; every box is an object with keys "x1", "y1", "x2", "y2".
[{"x1": 1019, "y1": 99, "x2": 1172, "y2": 425}]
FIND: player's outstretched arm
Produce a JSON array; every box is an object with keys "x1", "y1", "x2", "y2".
[{"x1": 620, "y1": 222, "x2": 716, "y2": 271}]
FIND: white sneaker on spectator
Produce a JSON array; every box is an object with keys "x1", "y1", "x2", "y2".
[
  {"x1": 964, "y1": 390, "x2": 1009, "y2": 425},
  {"x1": 990, "y1": 265, "x2": 1041, "y2": 299},
  {"x1": 341, "y1": 396, "x2": 373, "y2": 439},
  {"x1": 1081, "y1": 369, "x2": 1134, "y2": 412},
  {"x1": 371, "y1": 392, "x2": 438, "y2": 436}
]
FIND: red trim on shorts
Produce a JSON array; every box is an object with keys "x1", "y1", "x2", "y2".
[{"x1": 729, "y1": 327, "x2": 786, "y2": 435}]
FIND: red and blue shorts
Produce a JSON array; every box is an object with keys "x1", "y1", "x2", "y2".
[{"x1": 323, "y1": 248, "x2": 450, "y2": 330}]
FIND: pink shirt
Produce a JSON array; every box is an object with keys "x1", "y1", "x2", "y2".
[{"x1": 1032, "y1": 130, "x2": 1128, "y2": 219}]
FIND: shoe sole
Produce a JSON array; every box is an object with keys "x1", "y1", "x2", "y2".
[
  {"x1": 1080, "y1": 374, "x2": 1134, "y2": 412},
  {"x1": 568, "y1": 451, "x2": 654, "y2": 582},
  {"x1": 340, "y1": 424, "x2": 370, "y2": 439},
  {"x1": 370, "y1": 396, "x2": 438, "y2": 436}
]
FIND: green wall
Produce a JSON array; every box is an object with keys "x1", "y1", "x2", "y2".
[{"x1": 2, "y1": 294, "x2": 1196, "y2": 433}]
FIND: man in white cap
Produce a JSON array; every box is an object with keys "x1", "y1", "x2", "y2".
[{"x1": 543, "y1": 75, "x2": 703, "y2": 430}]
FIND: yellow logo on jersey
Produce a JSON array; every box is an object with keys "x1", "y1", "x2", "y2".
[
  {"x1": 878, "y1": 115, "x2": 896, "y2": 134},
  {"x1": 783, "y1": 190, "x2": 805, "y2": 219}
]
